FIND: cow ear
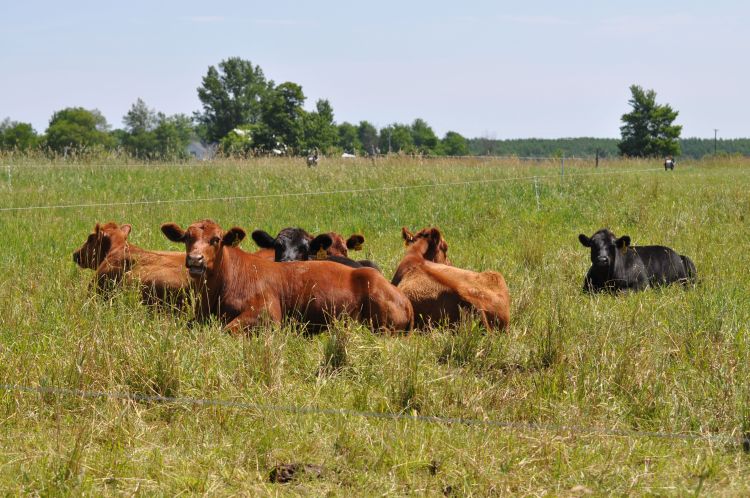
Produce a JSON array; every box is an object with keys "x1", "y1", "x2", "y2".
[
  {"x1": 251, "y1": 230, "x2": 275, "y2": 249},
  {"x1": 310, "y1": 234, "x2": 333, "y2": 260},
  {"x1": 98, "y1": 235, "x2": 112, "y2": 258},
  {"x1": 428, "y1": 228, "x2": 442, "y2": 245},
  {"x1": 578, "y1": 234, "x2": 591, "y2": 247},
  {"x1": 616, "y1": 235, "x2": 631, "y2": 250},
  {"x1": 94, "y1": 223, "x2": 101, "y2": 235},
  {"x1": 402, "y1": 227, "x2": 414, "y2": 245},
  {"x1": 346, "y1": 234, "x2": 365, "y2": 251},
  {"x1": 223, "y1": 227, "x2": 246, "y2": 247},
  {"x1": 161, "y1": 223, "x2": 186, "y2": 243},
  {"x1": 120, "y1": 224, "x2": 132, "y2": 237}
]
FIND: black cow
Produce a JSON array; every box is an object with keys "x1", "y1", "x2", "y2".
[
  {"x1": 251, "y1": 227, "x2": 381, "y2": 272},
  {"x1": 578, "y1": 229, "x2": 697, "y2": 293}
]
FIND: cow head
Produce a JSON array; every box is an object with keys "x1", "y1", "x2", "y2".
[
  {"x1": 162, "y1": 220, "x2": 245, "y2": 278},
  {"x1": 402, "y1": 226, "x2": 450, "y2": 264},
  {"x1": 252, "y1": 227, "x2": 312, "y2": 262},
  {"x1": 252, "y1": 228, "x2": 367, "y2": 262},
  {"x1": 578, "y1": 229, "x2": 631, "y2": 268},
  {"x1": 73, "y1": 222, "x2": 132, "y2": 269}
]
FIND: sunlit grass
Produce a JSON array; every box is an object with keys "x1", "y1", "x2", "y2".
[{"x1": 0, "y1": 156, "x2": 749, "y2": 494}]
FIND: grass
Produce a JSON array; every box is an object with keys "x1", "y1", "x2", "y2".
[{"x1": 0, "y1": 155, "x2": 749, "y2": 495}]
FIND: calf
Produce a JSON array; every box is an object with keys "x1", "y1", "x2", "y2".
[
  {"x1": 73, "y1": 222, "x2": 190, "y2": 306},
  {"x1": 392, "y1": 227, "x2": 510, "y2": 331},
  {"x1": 251, "y1": 227, "x2": 380, "y2": 271},
  {"x1": 161, "y1": 220, "x2": 412, "y2": 334},
  {"x1": 578, "y1": 228, "x2": 697, "y2": 293}
]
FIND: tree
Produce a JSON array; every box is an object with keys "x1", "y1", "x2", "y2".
[
  {"x1": 195, "y1": 57, "x2": 272, "y2": 142},
  {"x1": 410, "y1": 118, "x2": 438, "y2": 154},
  {"x1": 152, "y1": 114, "x2": 194, "y2": 159},
  {"x1": 45, "y1": 107, "x2": 114, "y2": 152},
  {"x1": 257, "y1": 81, "x2": 306, "y2": 152},
  {"x1": 379, "y1": 124, "x2": 414, "y2": 154},
  {"x1": 123, "y1": 98, "x2": 159, "y2": 134},
  {"x1": 358, "y1": 121, "x2": 379, "y2": 155},
  {"x1": 0, "y1": 118, "x2": 38, "y2": 150},
  {"x1": 618, "y1": 85, "x2": 682, "y2": 157},
  {"x1": 302, "y1": 99, "x2": 338, "y2": 153},
  {"x1": 440, "y1": 131, "x2": 469, "y2": 156},
  {"x1": 337, "y1": 122, "x2": 362, "y2": 154},
  {"x1": 121, "y1": 99, "x2": 194, "y2": 159}
]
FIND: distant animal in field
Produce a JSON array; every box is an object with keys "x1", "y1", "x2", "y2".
[
  {"x1": 392, "y1": 227, "x2": 510, "y2": 331},
  {"x1": 306, "y1": 150, "x2": 319, "y2": 167},
  {"x1": 664, "y1": 156, "x2": 675, "y2": 170},
  {"x1": 161, "y1": 220, "x2": 412, "y2": 335},
  {"x1": 251, "y1": 227, "x2": 380, "y2": 271},
  {"x1": 73, "y1": 222, "x2": 189, "y2": 306},
  {"x1": 578, "y1": 228, "x2": 697, "y2": 293}
]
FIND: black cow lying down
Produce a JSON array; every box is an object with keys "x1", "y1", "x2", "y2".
[
  {"x1": 251, "y1": 227, "x2": 381, "y2": 272},
  {"x1": 578, "y1": 229, "x2": 697, "y2": 293}
]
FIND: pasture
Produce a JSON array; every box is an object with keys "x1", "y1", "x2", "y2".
[{"x1": 0, "y1": 155, "x2": 749, "y2": 495}]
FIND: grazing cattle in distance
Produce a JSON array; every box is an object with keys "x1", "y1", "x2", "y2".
[
  {"x1": 251, "y1": 227, "x2": 381, "y2": 271},
  {"x1": 307, "y1": 149, "x2": 319, "y2": 167},
  {"x1": 578, "y1": 228, "x2": 697, "y2": 293},
  {"x1": 161, "y1": 220, "x2": 413, "y2": 335},
  {"x1": 73, "y1": 222, "x2": 189, "y2": 306},
  {"x1": 664, "y1": 156, "x2": 675, "y2": 171},
  {"x1": 392, "y1": 227, "x2": 510, "y2": 331}
]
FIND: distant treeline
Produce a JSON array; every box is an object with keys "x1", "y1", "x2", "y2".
[{"x1": 468, "y1": 137, "x2": 750, "y2": 159}]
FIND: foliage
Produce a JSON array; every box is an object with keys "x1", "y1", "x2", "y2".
[
  {"x1": 121, "y1": 99, "x2": 194, "y2": 160},
  {"x1": 302, "y1": 99, "x2": 338, "y2": 153},
  {"x1": 410, "y1": 118, "x2": 439, "y2": 154},
  {"x1": 337, "y1": 122, "x2": 362, "y2": 154},
  {"x1": 379, "y1": 123, "x2": 414, "y2": 153},
  {"x1": 256, "y1": 82, "x2": 306, "y2": 153},
  {"x1": 618, "y1": 84, "x2": 682, "y2": 157},
  {"x1": 439, "y1": 131, "x2": 469, "y2": 156},
  {"x1": 0, "y1": 118, "x2": 38, "y2": 150},
  {"x1": 195, "y1": 57, "x2": 272, "y2": 143},
  {"x1": 358, "y1": 121, "x2": 379, "y2": 155},
  {"x1": 45, "y1": 107, "x2": 114, "y2": 152}
]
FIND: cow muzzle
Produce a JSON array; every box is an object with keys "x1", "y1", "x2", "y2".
[
  {"x1": 186, "y1": 254, "x2": 206, "y2": 276},
  {"x1": 594, "y1": 256, "x2": 609, "y2": 267}
]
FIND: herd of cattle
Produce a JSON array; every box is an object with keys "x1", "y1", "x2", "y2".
[{"x1": 72, "y1": 220, "x2": 697, "y2": 334}]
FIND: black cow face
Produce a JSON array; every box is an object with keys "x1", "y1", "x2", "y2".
[
  {"x1": 252, "y1": 227, "x2": 313, "y2": 262},
  {"x1": 579, "y1": 229, "x2": 630, "y2": 268}
]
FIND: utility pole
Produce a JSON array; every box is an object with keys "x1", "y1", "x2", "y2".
[{"x1": 714, "y1": 129, "x2": 719, "y2": 155}]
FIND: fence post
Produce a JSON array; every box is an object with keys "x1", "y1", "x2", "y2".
[
  {"x1": 560, "y1": 154, "x2": 565, "y2": 179},
  {"x1": 534, "y1": 177, "x2": 540, "y2": 210},
  {"x1": 595, "y1": 150, "x2": 599, "y2": 168}
]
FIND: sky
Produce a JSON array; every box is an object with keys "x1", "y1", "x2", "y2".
[{"x1": 1, "y1": 0, "x2": 748, "y2": 139}]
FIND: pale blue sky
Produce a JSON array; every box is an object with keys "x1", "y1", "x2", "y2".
[{"x1": 1, "y1": 1, "x2": 748, "y2": 139}]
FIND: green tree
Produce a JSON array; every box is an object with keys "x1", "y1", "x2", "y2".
[
  {"x1": 358, "y1": 121, "x2": 379, "y2": 155},
  {"x1": 195, "y1": 57, "x2": 272, "y2": 142},
  {"x1": 0, "y1": 118, "x2": 38, "y2": 150},
  {"x1": 303, "y1": 99, "x2": 338, "y2": 153},
  {"x1": 618, "y1": 84, "x2": 682, "y2": 157},
  {"x1": 410, "y1": 118, "x2": 438, "y2": 154},
  {"x1": 338, "y1": 122, "x2": 362, "y2": 154},
  {"x1": 379, "y1": 124, "x2": 414, "y2": 154},
  {"x1": 45, "y1": 107, "x2": 114, "y2": 152},
  {"x1": 257, "y1": 81, "x2": 306, "y2": 152},
  {"x1": 440, "y1": 131, "x2": 469, "y2": 156},
  {"x1": 122, "y1": 99, "x2": 194, "y2": 159},
  {"x1": 152, "y1": 114, "x2": 194, "y2": 159}
]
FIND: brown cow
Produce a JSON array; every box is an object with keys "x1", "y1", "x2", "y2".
[
  {"x1": 392, "y1": 227, "x2": 510, "y2": 331},
  {"x1": 160, "y1": 220, "x2": 412, "y2": 335},
  {"x1": 73, "y1": 222, "x2": 190, "y2": 307}
]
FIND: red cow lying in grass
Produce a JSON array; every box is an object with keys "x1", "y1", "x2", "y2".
[
  {"x1": 251, "y1": 227, "x2": 380, "y2": 271},
  {"x1": 392, "y1": 227, "x2": 510, "y2": 331},
  {"x1": 73, "y1": 222, "x2": 190, "y2": 307},
  {"x1": 161, "y1": 220, "x2": 413, "y2": 335}
]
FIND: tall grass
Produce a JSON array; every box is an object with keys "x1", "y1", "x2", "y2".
[{"x1": 0, "y1": 156, "x2": 749, "y2": 494}]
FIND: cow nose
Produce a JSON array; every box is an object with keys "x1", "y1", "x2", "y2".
[
  {"x1": 596, "y1": 256, "x2": 609, "y2": 264},
  {"x1": 186, "y1": 254, "x2": 205, "y2": 267}
]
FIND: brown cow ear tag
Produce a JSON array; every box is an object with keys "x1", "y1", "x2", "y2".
[
  {"x1": 316, "y1": 247, "x2": 327, "y2": 260},
  {"x1": 231, "y1": 237, "x2": 242, "y2": 247}
]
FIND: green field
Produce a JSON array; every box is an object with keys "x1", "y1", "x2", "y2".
[{"x1": 1, "y1": 156, "x2": 749, "y2": 495}]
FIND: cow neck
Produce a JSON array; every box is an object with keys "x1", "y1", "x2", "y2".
[
  {"x1": 392, "y1": 240, "x2": 429, "y2": 285},
  {"x1": 198, "y1": 243, "x2": 242, "y2": 310},
  {"x1": 97, "y1": 240, "x2": 135, "y2": 278}
]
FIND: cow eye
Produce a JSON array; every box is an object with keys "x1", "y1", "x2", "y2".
[{"x1": 210, "y1": 237, "x2": 220, "y2": 245}]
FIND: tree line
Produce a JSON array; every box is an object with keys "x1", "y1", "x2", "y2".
[{"x1": 0, "y1": 59, "x2": 743, "y2": 159}]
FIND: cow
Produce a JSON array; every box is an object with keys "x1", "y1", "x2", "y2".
[
  {"x1": 73, "y1": 222, "x2": 190, "y2": 307},
  {"x1": 578, "y1": 228, "x2": 697, "y2": 293},
  {"x1": 251, "y1": 227, "x2": 381, "y2": 271},
  {"x1": 160, "y1": 220, "x2": 413, "y2": 335},
  {"x1": 664, "y1": 156, "x2": 675, "y2": 171},
  {"x1": 392, "y1": 227, "x2": 510, "y2": 331}
]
